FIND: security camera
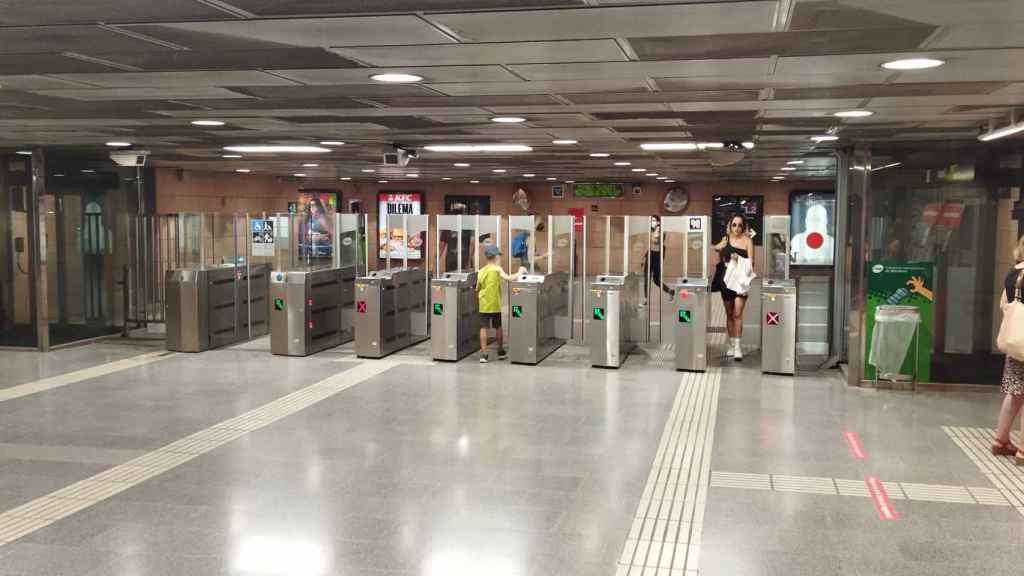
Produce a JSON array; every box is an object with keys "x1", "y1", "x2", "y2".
[
  {"x1": 110, "y1": 150, "x2": 149, "y2": 167},
  {"x1": 383, "y1": 144, "x2": 417, "y2": 167}
]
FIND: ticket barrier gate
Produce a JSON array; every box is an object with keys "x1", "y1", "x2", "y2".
[
  {"x1": 762, "y1": 279, "x2": 797, "y2": 375},
  {"x1": 587, "y1": 274, "x2": 640, "y2": 368},
  {"x1": 165, "y1": 264, "x2": 270, "y2": 352},
  {"x1": 430, "y1": 271, "x2": 479, "y2": 362},
  {"x1": 269, "y1": 266, "x2": 356, "y2": 357},
  {"x1": 354, "y1": 268, "x2": 428, "y2": 358},
  {"x1": 668, "y1": 278, "x2": 710, "y2": 372},
  {"x1": 508, "y1": 272, "x2": 568, "y2": 365}
]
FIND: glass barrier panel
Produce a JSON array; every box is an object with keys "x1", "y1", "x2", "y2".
[
  {"x1": 436, "y1": 215, "x2": 460, "y2": 273},
  {"x1": 508, "y1": 215, "x2": 536, "y2": 274}
]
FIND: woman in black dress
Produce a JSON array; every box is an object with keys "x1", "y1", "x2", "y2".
[
  {"x1": 992, "y1": 237, "x2": 1024, "y2": 464},
  {"x1": 712, "y1": 214, "x2": 755, "y2": 360}
]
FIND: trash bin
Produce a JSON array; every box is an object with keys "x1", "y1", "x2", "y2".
[{"x1": 869, "y1": 305, "x2": 920, "y2": 381}]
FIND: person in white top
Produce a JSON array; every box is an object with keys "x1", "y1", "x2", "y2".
[{"x1": 712, "y1": 214, "x2": 755, "y2": 361}]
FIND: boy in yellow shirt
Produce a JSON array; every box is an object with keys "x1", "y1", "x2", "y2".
[{"x1": 477, "y1": 244, "x2": 521, "y2": 363}]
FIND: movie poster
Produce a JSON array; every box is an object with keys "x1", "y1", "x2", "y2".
[
  {"x1": 296, "y1": 190, "x2": 337, "y2": 259},
  {"x1": 378, "y1": 192, "x2": 423, "y2": 259}
]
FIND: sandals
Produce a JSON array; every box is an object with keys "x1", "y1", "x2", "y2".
[
  {"x1": 1017, "y1": 451, "x2": 1024, "y2": 467},
  {"x1": 991, "y1": 439, "x2": 1018, "y2": 456}
]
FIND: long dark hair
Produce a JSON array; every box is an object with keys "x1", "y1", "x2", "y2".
[{"x1": 728, "y1": 213, "x2": 747, "y2": 236}]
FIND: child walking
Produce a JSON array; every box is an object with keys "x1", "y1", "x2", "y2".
[{"x1": 477, "y1": 244, "x2": 520, "y2": 363}]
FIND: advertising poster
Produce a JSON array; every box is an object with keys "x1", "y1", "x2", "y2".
[
  {"x1": 789, "y1": 191, "x2": 836, "y2": 266},
  {"x1": 250, "y1": 219, "x2": 274, "y2": 257},
  {"x1": 297, "y1": 190, "x2": 337, "y2": 259},
  {"x1": 378, "y1": 192, "x2": 423, "y2": 259},
  {"x1": 712, "y1": 195, "x2": 763, "y2": 246},
  {"x1": 864, "y1": 261, "x2": 934, "y2": 382}
]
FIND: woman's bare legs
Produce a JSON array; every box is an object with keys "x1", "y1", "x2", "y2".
[
  {"x1": 994, "y1": 393, "x2": 1024, "y2": 449},
  {"x1": 723, "y1": 299, "x2": 735, "y2": 337},
  {"x1": 733, "y1": 296, "x2": 747, "y2": 338}
]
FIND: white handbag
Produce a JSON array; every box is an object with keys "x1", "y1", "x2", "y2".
[{"x1": 997, "y1": 272, "x2": 1024, "y2": 361}]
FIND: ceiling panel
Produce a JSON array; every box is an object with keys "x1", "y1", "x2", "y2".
[
  {"x1": 509, "y1": 59, "x2": 770, "y2": 81},
  {"x1": 230, "y1": 84, "x2": 437, "y2": 99},
  {"x1": 0, "y1": 26, "x2": 177, "y2": 55},
  {"x1": 0, "y1": 0, "x2": 231, "y2": 26},
  {"x1": 563, "y1": 91, "x2": 761, "y2": 104},
  {"x1": 268, "y1": 66, "x2": 520, "y2": 85},
  {"x1": 90, "y1": 49, "x2": 360, "y2": 72},
  {"x1": 930, "y1": 22, "x2": 1024, "y2": 49},
  {"x1": 429, "y1": 79, "x2": 650, "y2": 96},
  {"x1": 423, "y1": 2, "x2": 779, "y2": 42},
  {"x1": 628, "y1": 28, "x2": 934, "y2": 60},
  {"x1": 0, "y1": 54, "x2": 123, "y2": 75},
  {"x1": 656, "y1": 74, "x2": 888, "y2": 91},
  {"x1": 777, "y1": 49, "x2": 1024, "y2": 84},
  {"x1": 31, "y1": 87, "x2": 255, "y2": 101},
  {"x1": 826, "y1": 0, "x2": 1024, "y2": 26},
  {"x1": 788, "y1": 1, "x2": 927, "y2": 30},
  {"x1": 331, "y1": 40, "x2": 625, "y2": 66},
  {"x1": 223, "y1": 0, "x2": 583, "y2": 17},
  {"x1": 0, "y1": 76, "x2": 100, "y2": 90},
  {"x1": 50, "y1": 71, "x2": 299, "y2": 88},
  {"x1": 154, "y1": 17, "x2": 458, "y2": 48},
  {"x1": 773, "y1": 82, "x2": 1006, "y2": 100},
  {"x1": 359, "y1": 95, "x2": 561, "y2": 108}
]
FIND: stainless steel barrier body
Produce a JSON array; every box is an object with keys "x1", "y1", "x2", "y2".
[
  {"x1": 269, "y1": 266, "x2": 356, "y2": 357},
  {"x1": 508, "y1": 272, "x2": 568, "y2": 365},
  {"x1": 668, "y1": 277, "x2": 710, "y2": 372},
  {"x1": 165, "y1": 264, "x2": 269, "y2": 352},
  {"x1": 761, "y1": 279, "x2": 798, "y2": 375},
  {"x1": 587, "y1": 274, "x2": 640, "y2": 368},
  {"x1": 354, "y1": 268, "x2": 428, "y2": 358},
  {"x1": 430, "y1": 271, "x2": 479, "y2": 362}
]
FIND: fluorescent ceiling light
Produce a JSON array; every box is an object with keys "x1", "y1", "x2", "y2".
[
  {"x1": 442, "y1": 177, "x2": 452, "y2": 180},
  {"x1": 470, "y1": 180, "x2": 480, "y2": 184},
  {"x1": 656, "y1": 176, "x2": 668, "y2": 180},
  {"x1": 646, "y1": 173, "x2": 659, "y2": 176},
  {"x1": 406, "y1": 173, "x2": 419, "y2": 177},
  {"x1": 631, "y1": 168, "x2": 646, "y2": 172},
  {"x1": 742, "y1": 141, "x2": 755, "y2": 149},
  {"x1": 665, "y1": 180, "x2": 676, "y2": 183},
  {"x1": 979, "y1": 119, "x2": 1024, "y2": 142},
  {"x1": 222, "y1": 154, "x2": 243, "y2": 158},
  {"x1": 834, "y1": 110, "x2": 873, "y2": 118},
  {"x1": 192, "y1": 120, "x2": 225, "y2": 126},
  {"x1": 320, "y1": 141, "x2": 345, "y2": 146},
  {"x1": 491, "y1": 116, "x2": 526, "y2": 124},
  {"x1": 522, "y1": 174, "x2": 535, "y2": 177},
  {"x1": 361, "y1": 169, "x2": 376, "y2": 173},
  {"x1": 371, "y1": 73, "x2": 423, "y2": 83},
  {"x1": 641, "y1": 142, "x2": 698, "y2": 151},
  {"x1": 16, "y1": 150, "x2": 32, "y2": 155},
  {"x1": 453, "y1": 163, "x2": 470, "y2": 167},
  {"x1": 492, "y1": 169, "x2": 506, "y2": 173},
  {"x1": 589, "y1": 152, "x2": 610, "y2": 158},
  {"x1": 105, "y1": 141, "x2": 131, "y2": 147},
  {"x1": 224, "y1": 145, "x2": 331, "y2": 154},
  {"x1": 80, "y1": 169, "x2": 95, "y2": 173},
  {"x1": 565, "y1": 180, "x2": 575, "y2": 184},
  {"x1": 787, "y1": 160, "x2": 805, "y2": 165},
  {"x1": 872, "y1": 162, "x2": 903, "y2": 171},
  {"x1": 424, "y1": 144, "x2": 532, "y2": 153},
  {"x1": 379, "y1": 180, "x2": 389, "y2": 183},
  {"x1": 302, "y1": 163, "x2": 319, "y2": 167},
  {"x1": 546, "y1": 177, "x2": 557, "y2": 181},
  {"x1": 780, "y1": 167, "x2": 796, "y2": 171},
  {"x1": 772, "y1": 176, "x2": 785, "y2": 180},
  {"x1": 882, "y1": 58, "x2": 944, "y2": 70},
  {"x1": 696, "y1": 142, "x2": 724, "y2": 149},
  {"x1": 810, "y1": 135, "x2": 839, "y2": 142},
  {"x1": 293, "y1": 173, "x2": 307, "y2": 177},
  {"x1": 614, "y1": 161, "x2": 632, "y2": 166},
  {"x1": 551, "y1": 139, "x2": 577, "y2": 145},
  {"x1": 235, "y1": 169, "x2": 250, "y2": 173},
  {"x1": 340, "y1": 177, "x2": 352, "y2": 181}
]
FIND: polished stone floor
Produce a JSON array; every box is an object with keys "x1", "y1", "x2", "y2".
[{"x1": 0, "y1": 335, "x2": 1019, "y2": 576}]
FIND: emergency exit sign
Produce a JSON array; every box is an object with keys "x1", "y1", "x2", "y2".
[
  {"x1": 512, "y1": 304, "x2": 523, "y2": 318},
  {"x1": 432, "y1": 303, "x2": 443, "y2": 316},
  {"x1": 593, "y1": 307, "x2": 605, "y2": 321}
]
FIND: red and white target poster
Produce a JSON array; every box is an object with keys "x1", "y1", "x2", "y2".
[{"x1": 789, "y1": 191, "x2": 835, "y2": 266}]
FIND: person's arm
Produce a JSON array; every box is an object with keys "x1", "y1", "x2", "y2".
[
  {"x1": 713, "y1": 235, "x2": 728, "y2": 251},
  {"x1": 746, "y1": 236, "x2": 755, "y2": 268}
]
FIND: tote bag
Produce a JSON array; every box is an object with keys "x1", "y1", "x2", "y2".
[{"x1": 997, "y1": 272, "x2": 1024, "y2": 361}]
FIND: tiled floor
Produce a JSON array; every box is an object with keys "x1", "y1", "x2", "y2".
[{"x1": 0, "y1": 331, "x2": 1018, "y2": 575}]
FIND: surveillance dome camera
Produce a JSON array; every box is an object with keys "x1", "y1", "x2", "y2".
[{"x1": 110, "y1": 150, "x2": 149, "y2": 167}]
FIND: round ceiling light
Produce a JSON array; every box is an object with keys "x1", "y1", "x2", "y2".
[
  {"x1": 614, "y1": 161, "x2": 632, "y2": 166},
  {"x1": 780, "y1": 167, "x2": 796, "y2": 171},
  {"x1": 371, "y1": 73, "x2": 423, "y2": 83},
  {"x1": 522, "y1": 173, "x2": 535, "y2": 177},
  {"x1": 546, "y1": 177, "x2": 557, "y2": 181},
  {"x1": 491, "y1": 116, "x2": 526, "y2": 123},
  {"x1": 492, "y1": 169, "x2": 507, "y2": 173},
  {"x1": 302, "y1": 163, "x2": 319, "y2": 168},
  {"x1": 453, "y1": 163, "x2": 471, "y2": 167},
  {"x1": 551, "y1": 139, "x2": 578, "y2": 145},
  {"x1": 631, "y1": 168, "x2": 646, "y2": 172},
  {"x1": 340, "y1": 177, "x2": 352, "y2": 181},
  {"x1": 470, "y1": 180, "x2": 480, "y2": 184},
  {"x1": 881, "y1": 58, "x2": 944, "y2": 70},
  {"x1": 834, "y1": 110, "x2": 873, "y2": 118},
  {"x1": 293, "y1": 173, "x2": 307, "y2": 177},
  {"x1": 235, "y1": 169, "x2": 250, "y2": 173},
  {"x1": 589, "y1": 153, "x2": 611, "y2": 158}
]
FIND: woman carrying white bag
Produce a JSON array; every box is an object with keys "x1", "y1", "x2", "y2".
[{"x1": 992, "y1": 235, "x2": 1024, "y2": 464}]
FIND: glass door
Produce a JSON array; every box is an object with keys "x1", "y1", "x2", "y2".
[{"x1": 0, "y1": 155, "x2": 36, "y2": 347}]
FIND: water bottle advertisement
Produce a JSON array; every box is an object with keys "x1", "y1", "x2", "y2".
[{"x1": 864, "y1": 262, "x2": 934, "y2": 382}]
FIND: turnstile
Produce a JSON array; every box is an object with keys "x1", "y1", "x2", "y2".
[
  {"x1": 165, "y1": 264, "x2": 270, "y2": 352},
  {"x1": 761, "y1": 279, "x2": 798, "y2": 375},
  {"x1": 668, "y1": 277, "x2": 710, "y2": 372},
  {"x1": 509, "y1": 273, "x2": 568, "y2": 365},
  {"x1": 354, "y1": 267, "x2": 428, "y2": 358},
  {"x1": 430, "y1": 271, "x2": 479, "y2": 361},
  {"x1": 587, "y1": 274, "x2": 639, "y2": 368},
  {"x1": 269, "y1": 266, "x2": 356, "y2": 357}
]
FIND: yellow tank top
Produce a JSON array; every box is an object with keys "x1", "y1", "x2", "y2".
[{"x1": 477, "y1": 264, "x2": 502, "y2": 313}]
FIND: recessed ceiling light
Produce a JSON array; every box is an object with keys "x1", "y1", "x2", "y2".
[
  {"x1": 53, "y1": 173, "x2": 65, "y2": 177},
  {"x1": 235, "y1": 169, "x2": 251, "y2": 173},
  {"x1": 546, "y1": 177, "x2": 557, "y2": 181},
  {"x1": 522, "y1": 173, "x2": 535, "y2": 177},
  {"x1": 302, "y1": 163, "x2": 319, "y2": 168},
  {"x1": 222, "y1": 154, "x2": 243, "y2": 159},
  {"x1": 192, "y1": 120, "x2": 225, "y2": 126},
  {"x1": 787, "y1": 160, "x2": 805, "y2": 165},
  {"x1": 80, "y1": 169, "x2": 95, "y2": 173},
  {"x1": 641, "y1": 142, "x2": 698, "y2": 151},
  {"x1": 811, "y1": 135, "x2": 840, "y2": 142},
  {"x1": 425, "y1": 144, "x2": 532, "y2": 153},
  {"x1": 491, "y1": 116, "x2": 526, "y2": 124},
  {"x1": 293, "y1": 173, "x2": 307, "y2": 177},
  {"x1": 656, "y1": 176, "x2": 668, "y2": 180},
  {"x1": 224, "y1": 145, "x2": 330, "y2": 154},
  {"x1": 371, "y1": 73, "x2": 423, "y2": 83},
  {"x1": 16, "y1": 150, "x2": 32, "y2": 155},
  {"x1": 492, "y1": 169, "x2": 506, "y2": 173},
  {"x1": 631, "y1": 168, "x2": 646, "y2": 172},
  {"x1": 614, "y1": 161, "x2": 632, "y2": 166},
  {"x1": 105, "y1": 141, "x2": 131, "y2": 147},
  {"x1": 781, "y1": 167, "x2": 797, "y2": 171},
  {"x1": 379, "y1": 179, "x2": 389, "y2": 183},
  {"x1": 742, "y1": 141, "x2": 755, "y2": 149},
  {"x1": 646, "y1": 173, "x2": 659, "y2": 177},
  {"x1": 340, "y1": 177, "x2": 352, "y2": 181},
  {"x1": 565, "y1": 180, "x2": 575, "y2": 184},
  {"x1": 696, "y1": 142, "x2": 724, "y2": 150},
  {"x1": 881, "y1": 58, "x2": 944, "y2": 70},
  {"x1": 361, "y1": 168, "x2": 376, "y2": 173},
  {"x1": 551, "y1": 139, "x2": 578, "y2": 145},
  {"x1": 320, "y1": 141, "x2": 345, "y2": 146},
  {"x1": 772, "y1": 176, "x2": 785, "y2": 180},
  {"x1": 470, "y1": 180, "x2": 480, "y2": 184},
  {"x1": 589, "y1": 152, "x2": 611, "y2": 158},
  {"x1": 834, "y1": 110, "x2": 873, "y2": 118},
  {"x1": 665, "y1": 180, "x2": 676, "y2": 183},
  {"x1": 453, "y1": 162, "x2": 471, "y2": 167},
  {"x1": 406, "y1": 173, "x2": 419, "y2": 177},
  {"x1": 442, "y1": 177, "x2": 452, "y2": 181}
]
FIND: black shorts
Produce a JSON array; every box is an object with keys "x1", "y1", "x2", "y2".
[
  {"x1": 720, "y1": 288, "x2": 748, "y2": 302},
  {"x1": 480, "y1": 312, "x2": 502, "y2": 328}
]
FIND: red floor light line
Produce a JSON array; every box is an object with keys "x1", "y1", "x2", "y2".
[
  {"x1": 844, "y1": 431, "x2": 866, "y2": 460},
  {"x1": 865, "y1": 475, "x2": 898, "y2": 520}
]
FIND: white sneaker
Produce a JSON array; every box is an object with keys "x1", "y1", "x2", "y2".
[{"x1": 733, "y1": 339, "x2": 743, "y2": 361}]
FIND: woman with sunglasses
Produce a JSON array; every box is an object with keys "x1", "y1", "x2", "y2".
[{"x1": 712, "y1": 214, "x2": 754, "y2": 360}]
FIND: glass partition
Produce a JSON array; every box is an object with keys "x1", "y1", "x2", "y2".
[
  {"x1": 436, "y1": 215, "x2": 460, "y2": 273},
  {"x1": 508, "y1": 215, "x2": 536, "y2": 274},
  {"x1": 764, "y1": 215, "x2": 791, "y2": 281},
  {"x1": 0, "y1": 154, "x2": 35, "y2": 347},
  {"x1": 336, "y1": 213, "x2": 367, "y2": 274},
  {"x1": 627, "y1": 216, "x2": 651, "y2": 342},
  {"x1": 550, "y1": 215, "x2": 575, "y2": 340},
  {"x1": 476, "y1": 215, "x2": 501, "y2": 271}
]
